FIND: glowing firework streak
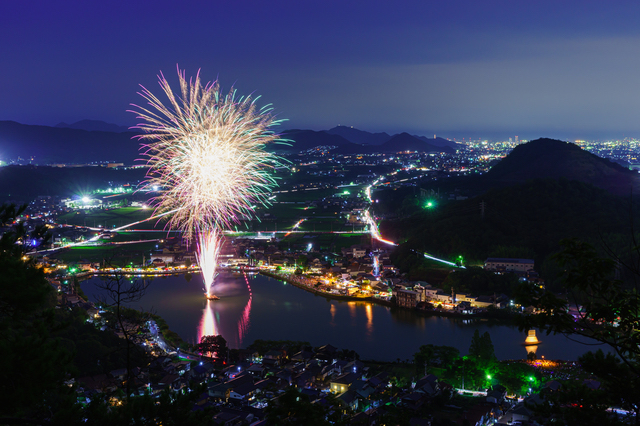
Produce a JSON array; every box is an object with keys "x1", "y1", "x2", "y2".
[
  {"x1": 196, "y1": 229, "x2": 223, "y2": 298},
  {"x1": 112, "y1": 207, "x2": 183, "y2": 232}
]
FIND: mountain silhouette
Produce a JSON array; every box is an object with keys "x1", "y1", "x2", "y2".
[
  {"x1": 55, "y1": 119, "x2": 131, "y2": 133},
  {"x1": 326, "y1": 125, "x2": 391, "y2": 145},
  {"x1": 484, "y1": 138, "x2": 640, "y2": 195},
  {"x1": 379, "y1": 133, "x2": 455, "y2": 154},
  {"x1": 0, "y1": 121, "x2": 139, "y2": 164}
]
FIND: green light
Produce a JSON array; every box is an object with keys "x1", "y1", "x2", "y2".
[
  {"x1": 487, "y1": 374, "x2": 491, "y2": 380},
  {"x1": 529, "y1": 376, "x2": 534, "y2": 381},
  {"x1": 426, "y1": 201, "x2": 433, "y2": 208}
]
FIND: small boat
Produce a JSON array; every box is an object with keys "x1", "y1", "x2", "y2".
[{"x1": 205, "y1": 293, "x2": 220, "y2": 300}]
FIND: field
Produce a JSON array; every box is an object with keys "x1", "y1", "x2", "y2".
[
  {"x1": 57, "y1": 207, "x2": 160, "y2": 230},
  {"x1": 50, "y1": 241, "x2": 157, "y2": 267}
]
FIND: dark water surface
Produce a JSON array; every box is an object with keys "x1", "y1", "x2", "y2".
[{"x1": 81, "y1": 272, "x2": 603, "y2": 362}]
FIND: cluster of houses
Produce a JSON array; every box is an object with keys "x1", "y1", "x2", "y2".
[
  {"x1": 72, "y1": 337, "x2": 557, "y2": 425},
  {"x1": 71, "y1": 340, "x2": 503, "y2": 425},
  {"x1": 392, "y1": 283, "x2": 505, "y2": 313}
]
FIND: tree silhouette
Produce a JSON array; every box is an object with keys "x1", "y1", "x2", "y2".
[
  {"x1": 0, "y1": 204, "x2": 75, "y2": 422},
  {"x1": 197, "y1": 335, "x2": 228, "y2": 362},
  {"x1": 518, "y1": 238, "x2": 640, "y2": 422},
  {"x1": 468, "y1": 329, "x2": 496, "y2": 365},
  {"x1": 95, "y1": 272, "x2": 150, "y2": 400}
]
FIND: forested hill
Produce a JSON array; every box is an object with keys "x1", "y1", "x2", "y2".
[
  {"x1": 386, "y1": 178, "x2": 640, "y2": 288},
  {"x1": 484, "y1": 138, "x2": 640, "y2": 196}
]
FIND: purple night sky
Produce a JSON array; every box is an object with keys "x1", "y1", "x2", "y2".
[{"x1": 2, "y1": 0, "x2": 640, "y2": 140}]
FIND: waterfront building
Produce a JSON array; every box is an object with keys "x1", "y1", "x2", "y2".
[
  {"x1": 393, "y1": 286, "x2": 418, "y2": 308},
  {"x1": 484, "y1": 258, "x2": 534, "y2": 273}
]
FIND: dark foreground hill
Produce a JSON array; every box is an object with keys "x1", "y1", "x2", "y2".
[
  {"x1": 383, "y1": 139, "x2": 640, "y2": 286},
  {"x1": 484, "y1": 138, "x2": 640, "y2": 196}
]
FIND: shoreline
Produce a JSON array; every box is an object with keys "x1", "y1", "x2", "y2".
[
  {"x1": 259, "y1": 270, "x2": 517, "y2": 322},
  {"x1": 259, "y1": 270, "x2": 393, "y2": 306}
]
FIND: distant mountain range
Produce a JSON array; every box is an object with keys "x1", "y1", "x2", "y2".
[
  {"x1": 326, "y1": 125, "x2": 463, "y2": 150},
  {"x1": 55, "y1": 119, "x2": 132, "y2": 133},
  {"x1": 0, "y1": 121, "x2": 140, "y2": 164},
  {"x1": 326, "y1": 126, "x2": 391, "y2": 145},
  {"x1": 277, "y1": 129, "x2": 457, "y2": 155},
  {"x1": 0, "y1": 120, "x2": 463, "y2": 164}
]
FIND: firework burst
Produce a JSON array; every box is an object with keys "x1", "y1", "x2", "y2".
[
  {"x1": 131, "y1": 68, "x2": 286, "y2": 239},
  {"x1": 131, "y1": 68, "x2": 286, "y2": 298}
]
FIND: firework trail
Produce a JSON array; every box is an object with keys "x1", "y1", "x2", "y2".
[
  {"x1": 130, "y1": 68, "x2": 286, "y2": 297},
  {"x1": 196, "y1": 229, "x2": 222, "y2": 297}
]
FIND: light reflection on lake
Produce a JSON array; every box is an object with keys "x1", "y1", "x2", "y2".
[{"x1": 81, "y1": 272, "x2": 606, "y2": 362}]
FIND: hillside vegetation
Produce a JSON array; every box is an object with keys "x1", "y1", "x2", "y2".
[{"x1": 383, "y1": 139, "x2": 640, "y2": 288}]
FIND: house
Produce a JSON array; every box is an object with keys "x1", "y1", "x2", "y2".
[
  {"x1": 158, "y1": 373, "x2": 183, "y2": 391},
  {"x1": 228, "y1": 381, "x2": 257, "y2": 405},
  {"x1": 247, "y1": 363, "x2": 266, "y2": 378},
  {"x1": 393, "y1": 286, "x2": 418, "y2": 308},
  {"x1": 414, "y1": 374, "x2": 440, "y2": 397},
  {"x1": 486, "y1": 384, "x2": 507, "y2": 404},
  {"x1": 152, "y1": 254, "x2": 175, "y2": 264},
  {"x1": 263, "y1": 350, "x2": 283, "y2": 367},
  {"x1": 484, "y1": 258, "x2": 534, "y2": 273},
  {"x1": 337, "y1": 389, "x2": 360, "y2": 411},
  {"x1": 316, "y1": 344, "x2": 338, "y2": 361},
  {"x1": 352, "y1": 246, "x2": 367, "y2": 258},
  {"x1": 431, "y1": 290, "x2": 452, "y2": 304},
  {"x1": 330, "y1": 372, "x2": 359, "y2": 394},
  {"x1": 291, "y1": 349, "x2": 315, "y2": 363},
  {"x1": 474, "y1": 295, "x2": 495, "y2": 308},
  {"x1": 209, "y1": 373, "x2": 254, "y2": 403},
  {"x1": 400, "y1": 392, "x2": 429, "y2": 411},
  {"x1": 498, "y1": 402, "x2": 533, "y2": 424},
  {"x1": 344, "y1": 360, "x2": 365, "y2": 376}
]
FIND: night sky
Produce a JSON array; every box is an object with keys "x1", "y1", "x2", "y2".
[{"x1": 3, "y1": 0, "x2": 640, "y2": 140}]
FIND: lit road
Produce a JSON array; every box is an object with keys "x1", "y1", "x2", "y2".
[{"x1": 364, "y1": 175, "x2": 464, "y2": 269}]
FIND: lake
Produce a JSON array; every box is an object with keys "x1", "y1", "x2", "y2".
[{"x1": 81, "y1": 271, "x2": 603, "y2": 362}]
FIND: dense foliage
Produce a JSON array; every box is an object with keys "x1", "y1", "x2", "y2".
[
  {"x1": 385, "y1": 178, "x2": 640, "y2": 288},
  {"x1": 517, "y1": 239, "x2": 640, "y2": 424}
]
